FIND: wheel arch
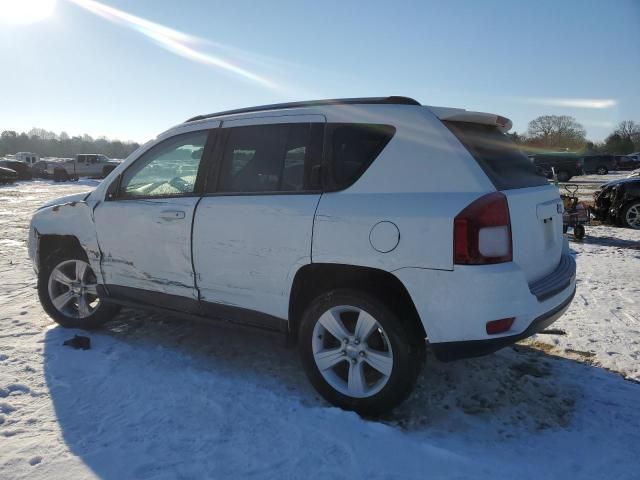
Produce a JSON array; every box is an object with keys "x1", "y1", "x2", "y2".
[{"x1": 288, "y1": 263, "x2": 427, "y2": 344}]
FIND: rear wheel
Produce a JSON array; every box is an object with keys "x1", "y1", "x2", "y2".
[
  {"x1": 573, "y1": 224, "x2": 585, "y2": 239},
  {"x1": 298, "y1": 289, "x2": 424, "y2": 416},
  {"x1": 596, "y1": 166, "x2": 608, "y2": 175},
  {"x1": 556, "y1": 171, "x2": 571, "y2": 182},
  {"x1": 621, "y1": 201, "x2": 640, "y2": 229},
  {"x1": 38, "y1": 250, "x2": 119, "y2": 328},
  {"x1": 53, "y1": 168, "x2": 68, "y2": 182}
]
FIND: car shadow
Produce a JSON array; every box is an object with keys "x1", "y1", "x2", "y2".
[
  {"x1": 43, "y1": 309, "x2": 639, "y2": 478},
  {"x1": 580, "y1": 234, "x2": 640, "y2": 250}
]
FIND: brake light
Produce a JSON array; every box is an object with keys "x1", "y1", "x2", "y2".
[{"x1": 454, "y1": 192, "x2": 512, "y2": 264}]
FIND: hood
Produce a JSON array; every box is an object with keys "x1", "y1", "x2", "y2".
[
  {"x1": 601, "y1": 176, "x2": 640, "y2": 189},
  {"x1": 38, "y1": 192, "x2": 91, "y2": 210}
]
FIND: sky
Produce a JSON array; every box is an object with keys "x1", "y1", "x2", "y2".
[{"x1": 0, "y1": 0, "x2": 638, "y2": 144}]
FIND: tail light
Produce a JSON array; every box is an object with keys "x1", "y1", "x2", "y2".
[{"x1": 454, "y1": 192, "x2": 512, "y2": 264}]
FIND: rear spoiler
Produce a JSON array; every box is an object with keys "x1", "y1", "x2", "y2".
[{"x1": 426, "y1": 106, "x2": 513, "y2": 133}]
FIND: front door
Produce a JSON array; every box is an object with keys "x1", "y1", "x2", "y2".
[
  {"x1": 192, "y1": 116, "x2": 325, "y2": 323},
  {"x1": 94, "y1": 128, "x2": 214, "y2": 307}
]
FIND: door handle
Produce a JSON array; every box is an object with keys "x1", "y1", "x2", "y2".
[{"x1": 159, "y1": 210, "x2": 186, "y2": 220}]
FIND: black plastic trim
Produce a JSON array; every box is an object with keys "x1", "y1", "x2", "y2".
[
  {"x1": 99, "y1": 285, "x2": 287, "y2": 333},
  {"x1": 431, "y1": 287, "x2": 576, "y2": 362},
  {"x1": 185, "y1": 96, "x2": 420, "y2": 123},
  {"x1": 528, "y1": 254, "x2": 576, "y2": 301}
]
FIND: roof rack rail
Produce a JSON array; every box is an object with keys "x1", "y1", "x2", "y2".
[{"x1": 185, "y1": 96, "x2": 420, "y2": 123}]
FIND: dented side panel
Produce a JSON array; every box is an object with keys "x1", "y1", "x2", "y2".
[{"x1": 28, "y1": 200, "x2": 103, "y2": 282}]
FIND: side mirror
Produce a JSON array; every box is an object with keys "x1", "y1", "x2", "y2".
[{"x1": 106, "y1": 174, "x2": 121, "y2": 200}]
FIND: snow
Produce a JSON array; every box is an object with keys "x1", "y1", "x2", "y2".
[{"x1": 1, "y1": 180, "x2": 640, "y2": 479}]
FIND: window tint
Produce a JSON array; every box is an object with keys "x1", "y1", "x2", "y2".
[
  {"x1": 443, "y1": 121, "x2": 548, "y2": 190},
  {"x1": 217, "y1": 123, "x2": 319, "y2": 193},
  {"x1": 119, "y1": 130, "x2": 208, "y2": 198},
  {"x1": 330, "y1": 124, "x2": 395, "y2": 188}
]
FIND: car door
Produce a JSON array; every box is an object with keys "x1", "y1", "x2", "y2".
[
  {"x1": 94, "y1": 127, "x2": 216, "y2": 309},
  {"x1": 192, "y1": 115, "x2": 324, "y2": 325}
]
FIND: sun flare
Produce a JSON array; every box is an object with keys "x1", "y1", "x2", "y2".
[{"x1": 0, "y1": 0, "x2": 56, "y2": 25}]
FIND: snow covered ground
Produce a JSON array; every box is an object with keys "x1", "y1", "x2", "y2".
[{"x1": 1, "y1": 180, "x2": 639, "y2": 479}]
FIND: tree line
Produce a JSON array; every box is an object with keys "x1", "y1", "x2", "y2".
[
  {"x1": 0, "y1": 128, "x2": 140, "y2": 160},
  {"x1": 2, "y1": 117, "x2": 639, "y2": 160},
  {"x1": 509, "y1": 117, "x2": 639, "y2": 155}
]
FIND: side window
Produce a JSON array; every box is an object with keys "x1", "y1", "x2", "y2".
[
  {"x1": 329, "y1": 124, "x2": 395, "y2": 188},
  {"x1": 118, "y1": 130, "x2": 209, "y2": 199},
  {"x1": 217, "y1": 123, "x2": 320, "y2": 193}
]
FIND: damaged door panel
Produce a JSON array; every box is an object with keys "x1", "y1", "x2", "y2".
[{"x1": 93, "y1": 128, "x2": 215, "y2": 300}]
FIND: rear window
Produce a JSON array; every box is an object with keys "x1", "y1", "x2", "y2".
[
  {"x1": 329, "y1": 124, "x2": 395, "y2": 189},
  {"x1": 443, "y1": 121, "x2": 548, "y2": 190}
]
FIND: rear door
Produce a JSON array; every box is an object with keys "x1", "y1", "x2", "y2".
[
  {"x1": 444, "y1": 121, "x2": 564, "y2": 283},
  {"x1": 192, "y1": 115, "x2": 325, "y2": 323}
]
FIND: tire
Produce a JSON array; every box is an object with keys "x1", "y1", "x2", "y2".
[
  {"x1": 620, "y1": 201, "x2": 640, "y2": 230},
  {"x1": 596, "y1": 166, "x2": 608, "y2": 175},
  {"x1": 102, "y1": 166, "x2": 116, "y2": 178},
  {"x1": 573, "y1": 224, "x2": 585, "y2": 239},
  {"x1": 562, "y1": 225, "x2": 569, "y2": 234},
  {"x1": 53, "y1": 168, "x2": 69, "y2": 182},
  {"x1": 556, "y1": 171, "x2": 571, "y2": 182},
  {"x1": 298, "y1": 289, "x2": 425, "y2": 416},
  {"x1": 38, "y1": 249, "x2": 120, "y2": 329}
]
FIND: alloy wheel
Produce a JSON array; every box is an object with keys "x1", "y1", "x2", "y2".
[
  {"x1": 48, "y1": 259, "x2": 100, "y2": 318},
  {"x1": 625, "y1": 203, "x2": 640, "y2": 229},
  {"x1": 312, "y1": 305, "x2": 393, "y2": 399}
]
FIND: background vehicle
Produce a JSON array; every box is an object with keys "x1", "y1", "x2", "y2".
[
  {"x1": 32, "y1": 160, "x2": 52, "y2": 178},
  {"x1": 0, "y1": 165, "x2": 18, "y2": 184},
  {"x1": 614, "y1": 155, "x2": 640, "y2": 171},
  {"x1": 46, "y1": 154, "x2": 119, "y2": 181},
  {"x1": 582, "y1": 154, "x2": 616, "y2": 175},
  {"x1": 592, "y1": 176, "x2": 640, "y2": 229},
  {"x1": 0, "y1": 159, "x2": 33, "y2": 180},
  {"x1": 28, "y1": 97, "x2": 576, "y2": 415},
  {"x1": 14, "y1": 152, "x2": 40, "y2": 166},
  {"x1": 529, "y1": 153, "x2": 583, "y2": 181}
]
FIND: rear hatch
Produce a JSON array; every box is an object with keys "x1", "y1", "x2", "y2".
[{"x1": 443, "y1": 120, "x2": 564, "y2": 283}]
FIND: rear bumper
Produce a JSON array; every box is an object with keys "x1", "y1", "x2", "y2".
[
  {"x1": 431, "y1": 287, "x2": 575, "y2": 361},
  {"x1": 393, "y1": 252, "x2": 576, "y2": 354}
]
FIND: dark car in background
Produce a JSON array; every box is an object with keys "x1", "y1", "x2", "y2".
[
  {"x1": 614, "y1": 155, "x2": 640, "y2": 171},
  {"x1": 592, "y1": 176, "x2": 640, "y2": 229},
  {"x1": 582, "y1": 155, "x2": 616, "y2": 175},
  {"x1": 0, "y1": 165, "x2": 18, "y2": 184},
  {"x1": 0, "y1": 160, "x2": 33, "y2": 180},
  {"x1": 529, "y1": 153, "x2": 583, "y2": 182}
]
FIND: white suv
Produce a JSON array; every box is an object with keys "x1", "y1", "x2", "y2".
[{"x1": 28, "y1": 97, "x2": 576, "y2": 415}]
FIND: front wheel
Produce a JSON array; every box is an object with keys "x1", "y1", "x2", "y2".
[
  {"x1": 596, "y1": 166, "x2": 608, "y2": 175},
  {"x1": 38, "y1": 251, "x2": 119, "y2": 329},
  {"x1": 621, "y1": 201, "x2": 640, "y2": 229},
  {"x1": 298, "y1": 289, "x2": 424, "y2": 416},
  {"x1": 556, "y1": 171, "x2": 571, "y2": 182}
]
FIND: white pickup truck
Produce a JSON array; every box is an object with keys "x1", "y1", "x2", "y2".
[{"x1": 48, "y1": 154, "x2": 120, "y2": 181}]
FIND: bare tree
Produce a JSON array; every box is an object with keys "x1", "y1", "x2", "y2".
[
  {"x1": 526, "y1": 115, "x2": 586, "y2": 150},
  {"x1": 614, "y1": 120, "x2": 640, "y2": 142}
]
